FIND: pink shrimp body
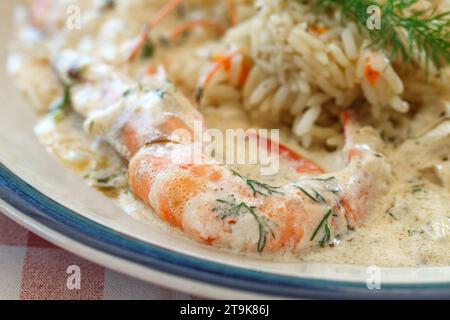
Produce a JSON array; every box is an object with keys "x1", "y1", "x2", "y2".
[{"x1": 53, "y1": 50, "x2": 390, "y2": 254}]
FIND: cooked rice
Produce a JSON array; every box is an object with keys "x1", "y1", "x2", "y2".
[
  {"x1": 204, "y1": 0, "x2": 450, "y2": 148},
  {"x1": 11, "y1": 0, "x2": 450, "y2": 149}
]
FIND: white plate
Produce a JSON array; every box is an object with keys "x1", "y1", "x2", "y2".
[{"x1": 1, "y1": 0, "x2": 449, "y2": 299}]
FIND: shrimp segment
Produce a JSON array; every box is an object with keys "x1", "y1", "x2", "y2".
[{"x1": 53, "y1": 50, "x2": 390, "y2": 254}]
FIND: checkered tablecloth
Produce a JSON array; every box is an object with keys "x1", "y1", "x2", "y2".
[{"x1": 0, "y1": 212, "x2": 195, "y2": 300}]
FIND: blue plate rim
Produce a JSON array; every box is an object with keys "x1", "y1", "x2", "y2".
[{"x1": 1, "y1": 162, "x2": 449, "y2": 299}]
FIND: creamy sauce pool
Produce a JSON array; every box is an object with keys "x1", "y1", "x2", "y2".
[
  {"x1": 34, "y1": 107, "x2": 450, "y2": 267},
  {"x1": 10, "y1": 1, "x2": 449, "y2": 267}
]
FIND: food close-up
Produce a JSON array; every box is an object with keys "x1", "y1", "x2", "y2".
[{"x1": 0, "y1": 0, "x2": 449, "y2": 300}]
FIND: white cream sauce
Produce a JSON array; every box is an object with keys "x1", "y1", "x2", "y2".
[
  {"x1": 10, "y1": 0, "x2": 449, "y2": 266},
  {"x1": 32, "y1": 106, "x2": 450, "y2": 266}
]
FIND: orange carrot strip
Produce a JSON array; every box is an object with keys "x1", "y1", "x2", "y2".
[
  {"x1": 128, "y1": 0, "x2": 183, "y2": 62},
  {"x1": 238, "y1": 56, "x2": 251, "y2": 87},
  {"x1": 149, "y1": 0, "x2": 183, "y2": 28},
  {"x1": 212, "y1": 54, "x2": 250, "y2": 86},
  {"x1": 347, "y1": 148, "x2": 363, "y2": 160},
  {"x1": 309, "y1": 25, "x2": 328, "y2": 35},
  {"x1": 195, "y1": 50, "x2": 241, "y2": 102},
  {"x1": 206, "y1": 51, "x2": 240, "y2": 84},
  {"x1": 128, "y1": 26, "x2": 151, "y2": 62},
  {"x1": 364, "y1": 65, "x2": 381, "y2": 86},
  {"x1": 341, "y1": 197, "x2": 359, "y2": 228},
  {"x1": 226, "y1": 0, "x2": 237, "y2": 26},
  {"x1": 145, "y1": 64, "x2": 155, "y2": 76},
  {"x1": 168, "y1": 19, "x2": 225, "y2": 41},
  {"x1": 212, "y1": 54, "x2": 233, "y2": 71}
]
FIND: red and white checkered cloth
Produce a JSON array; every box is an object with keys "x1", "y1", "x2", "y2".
[{"x1": 0, "y1": 212, "x2": 196, "y2": 300}]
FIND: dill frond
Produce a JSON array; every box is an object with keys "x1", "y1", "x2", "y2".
[{"x1": 313, "y1": 0, "x2": 450, "y2": 70}]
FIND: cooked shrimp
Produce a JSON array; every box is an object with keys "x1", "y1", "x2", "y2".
[
  {"x1": 53, "y1": 50, "x2": 390, "y2": 254},
  {"x1": 130, "y1": 116, "x2": 389, "y2": 253}
]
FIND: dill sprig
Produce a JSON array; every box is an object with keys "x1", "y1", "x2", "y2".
[
  {"x1": 214, "y1": 198, "x2": 274, "y2": 252},
  {"x1": 295, "y1": 186, "x2": 327, "y2": 204},
  {"x1": 314, "y1": 0, "x2": 450, "y2": 70},
  {"x1": 307, "y1": 176, "x2": 336, "y2": 182},
  {"x1": 49, "y1": 84, "x2": 71, "y2": 121},
  {"x1": 231, "y1": 170, "x2": 283, "y2": 197},
  {"x1": 305, "y1": 176, "x2": 341, "y2": 193},
  {"x1": 141, "y1": 37, "x2": 156, "y2": 59},
  {"x1": 310, "y1": 208, "x2": 333, "y2": 247}
]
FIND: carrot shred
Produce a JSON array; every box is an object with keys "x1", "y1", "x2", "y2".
[
  {"x1": 128, "y1": 0, "x2": 238, "y2": 62},
  {"x1": 145, "y1": 64, "x2": 155, "y2": 76},
  {"x1": 226, "y1": 0, "x2": 237, "y2": 26},
  {"x1": 127, "y1": 0, "x2": 183, "y2": 62},
  {"x1": 347, "y1": 148, "x2": 363, "y2": 160},
  {"x1": 195, "y1": 50, "x2": 241, "y2": 102},
  {"x1": 167, "y1": 19, "x2": 225, "y2": 41},
  {"x1": 238, "y1": 56, "x2": 251, "y2": 87},
  {"x1": 341, "y1": 197, "x2": 358, "y2": 227},
  {"x1": 149, "y1": 0, "x2": 183, "y2": 28},
  {"x1": 212, "y1": 54, "x2": 233, "y2": 71},
  {"x1": 364, "y1": 65, "x2": 381, "y2": 86},
  {"x1": 128, "y1": 26, "x2": 150, "y2": 62},
  {"x1": 309, "y1": 25, "x2": 328, "y2": 34}
]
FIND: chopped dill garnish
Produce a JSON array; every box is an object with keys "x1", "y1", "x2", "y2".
[
  {"x1": 141, "y1": 37, "x2": 155, "y2": 59},
  {"x1": 313, "y1": 0, "x2": 450, "y2": 70},
  {"x1": 296, "y1": 186, "x2": 327, "y2": 204},
  {"x1": 308, "y1": 176, "x2": 336, "y2": 182},
  {"x1": 388, "y1": 211, "x2": 399, "y2": 221},
  {"x1": 153, "y1": 89, "x2": 167, "y2": 99},
  {"x1": 407, "y1": 229, "x2": 424, "y2": 236},
  {"x1": 87, "y1": 120, "x2": 95, "y2": 134},
  {"x1": 84, "y1": 168, "x2": 128, "y2": 189},
  {"x1": 53, "y1": 85, "x2": 71, "y2": 111},
  {"x1": 310, "y1": 208, "x2": 333, "y2": 247},
  {"x1": 305, "y1": 176, "x2": 341, "y2": 193},
  {"x1": 194, "y1": 87, "x2": 204, "y2": 103},
  {"x1": 95, "y1": 176, "x2": 112, "y2": 184},
  {"x1": 412, "y1": 184, "x2": 425, "y2": 193},
  {"x1": 326, "y1": 185, "x2": 341, "y2": 194},
  {"x1": 50, "y1": 84, "x2": 71, "y2": 121},
  {"x1": 214, "y1": 198, "x2": 274, "y2": 252},
  {"x1": 231, "y1": 170, "x2": 283, "y2": 197}
]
